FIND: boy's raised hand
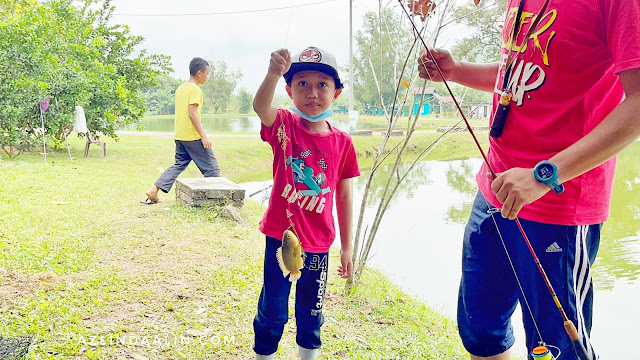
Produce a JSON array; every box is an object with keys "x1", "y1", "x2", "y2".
[
  {"x1": 254, "y1": 49, "x2": 291, "y2": 127},
  {"x1": 268, "y1": 49, "x2": 292, "y2": 78}
]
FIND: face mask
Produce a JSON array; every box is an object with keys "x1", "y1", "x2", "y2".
[{"x1": 290, "y1": 104, "x2": 333, "y2": 123}]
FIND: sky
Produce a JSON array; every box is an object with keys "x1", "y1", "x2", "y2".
[{"x1": 109, "y1": 0, "x2": 469, "y2": 96}]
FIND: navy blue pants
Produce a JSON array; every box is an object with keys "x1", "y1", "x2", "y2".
[
  {"x1": 253, "y1": 236, "x2": 329, "y2": 356},
  {"x1": 458, "y1": 192, "x2": 600, "y2": 359},
  {"x1": 154, "y1": 139, "x2": 221, "y2": 193}
]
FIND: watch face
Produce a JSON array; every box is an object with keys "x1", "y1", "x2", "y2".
[{"x1": 536, "y1": 163, "x2": 554, "y2": 180}]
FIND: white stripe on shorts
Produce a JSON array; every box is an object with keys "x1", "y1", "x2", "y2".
[{"x1": 572, "y1": 225, "x2": 595, "y2": 359}]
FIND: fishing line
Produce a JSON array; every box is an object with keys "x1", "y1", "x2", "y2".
[
  {"x1": 284, "y1": 0, "x2": 295, "y2": 47},
  {"x1": 114, "y1": 0, "x2": 336, "y2": 17},
  {"x1": 486, "y1": 202, "x2": 545, "y2": 342},
  {"x1": 400, "y1": 2, "x2": 592, "y2": 359},
  {"x1": 277, "y1": 116, "x2": 309, "y2": 269}
]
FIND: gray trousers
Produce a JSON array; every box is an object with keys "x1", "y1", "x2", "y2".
[{"x1": 154, "y1": 140, "x2": 221, "y2": 193}]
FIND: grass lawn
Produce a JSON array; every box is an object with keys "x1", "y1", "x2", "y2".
[{"x1": 0, "y1": 133, "x2": 476, "y2": 359}]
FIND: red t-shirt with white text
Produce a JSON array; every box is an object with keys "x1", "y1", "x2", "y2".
[{"x1": 478, "y1": 0, "x2": 640, "y2": 225}]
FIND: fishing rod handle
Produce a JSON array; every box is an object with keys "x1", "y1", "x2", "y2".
[
  {"x1": 490, "y1": 93, "x2": 512, "y2": 138},
  {"x1": 564, "y1": 320, "x2": 593, "y2": 360}
]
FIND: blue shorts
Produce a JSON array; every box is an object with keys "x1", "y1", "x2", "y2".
[
  {"x1": 253, "y1": 236, "x2": 329, "y2": 356},
  {"x1": 458, "y1": 192, "x2": 600, "y2": 359}
]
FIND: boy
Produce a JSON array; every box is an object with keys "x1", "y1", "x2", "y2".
[
  {"x1": 418, "y1": 0, "x2": 640, "y2": 359},
  {"x1": 142, "y1": 57, "x2": 221, "y2": 204},
  {"x1": 252, "y1": 46, "x2": 360, "y2": 360}
]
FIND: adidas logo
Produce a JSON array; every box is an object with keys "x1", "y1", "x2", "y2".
[{"x1": 546, "y1": 242, "x2": 563, "y2": 253}]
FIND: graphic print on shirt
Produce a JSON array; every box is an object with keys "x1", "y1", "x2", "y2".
[
  {"x1": 280, "y1": 146, "x2": 332, "y2": 215},
  {"x1": 286, "y1": 154, "x2": 330, "y2": 197},
  {"x1": 494, "y1": 5, "x2": 558, "y2": 106}
]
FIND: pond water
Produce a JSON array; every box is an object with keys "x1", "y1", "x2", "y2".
[
  {"x1": 130, "y1": 115, "x2": 377, "y2": 133},
  {"x1": 242, "y1": 142, "x2": 640, "y2": 359}
]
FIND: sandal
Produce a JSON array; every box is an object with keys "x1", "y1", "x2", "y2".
[{"x1": 140, "y1": 198, "x2": 158, "y2": 205}]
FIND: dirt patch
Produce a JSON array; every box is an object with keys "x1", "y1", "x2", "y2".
[{"x1": 0, "y1": 268, "x2": 85, "y2": 309}]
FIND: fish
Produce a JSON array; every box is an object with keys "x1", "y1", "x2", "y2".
[{"x1": 276, "y1": 230, "x2": 305, "y2": 282}]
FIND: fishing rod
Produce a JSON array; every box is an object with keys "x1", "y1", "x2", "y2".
[
  {"x1": 399, "y1": 1, "x2": 592, "y2": 359},
  {"x1": 249, "y1": 183, "x2": 274, "y2": 198}
]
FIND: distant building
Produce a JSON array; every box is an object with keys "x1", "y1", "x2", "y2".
[
  {"x1": 463, "y1": 101, "x2": 492, "y2": 119},
  {"x1": 432, "y1": 94, "x2": 464, "y2": 118},
  {"x1": 410, "y1": 87, "x2": 438, "y2": 115},
  {"x1": 358, "y1": 86, "x2": 491, "y2": 119},
  {"x1": 334, "y1": 105, "x2": 348, "y2": 115},
  {"x1": 362, "y1": 87, "x2": 438, "y2": 116}
]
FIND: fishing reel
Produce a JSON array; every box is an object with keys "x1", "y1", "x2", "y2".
[{"x1": 532, "y1": 343, "x2": 561, "y2": 360}]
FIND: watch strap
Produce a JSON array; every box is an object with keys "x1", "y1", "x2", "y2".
[{"x1": 550, "y1": 181, "x2": 564, "y2": 194}]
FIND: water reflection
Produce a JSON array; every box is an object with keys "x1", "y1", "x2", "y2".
[
  {"x1": 444, "y1": 160, "x2": 477, "y2": 224},
  {"x1": 356, "y1": 146, "x2": 640, "y2": 288},
  {"x1": 593, "y1": 142, "x2": 640, "y2": 288},
  {"x1": 129, "y1": 115, "x2": 263, "y2": 133},
  {"x1": 355, "y1": 162, "x2": 432, "y2": 208},
  {"x1": 352, "y1": 159, "x2": 479, "y2": 319},
  {"x1": 128, "y1": 115, "x2": 376, "y2": 133}
]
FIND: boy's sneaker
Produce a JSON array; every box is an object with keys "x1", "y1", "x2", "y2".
[
  {"x1": 254, "y1": 353, "x2": 274, "y2": 360},
  {"x1": 298, "y1": 346, "x2": 318, "y2": 360}
]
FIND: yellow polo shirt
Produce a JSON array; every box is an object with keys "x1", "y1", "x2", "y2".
[{"x1": 174, "y1": 82, "x2": 203, "y2": 141}]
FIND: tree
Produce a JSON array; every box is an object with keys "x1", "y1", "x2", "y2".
[
  {"x1": 0, "y1": 0, "x2": 170, "y2": 158},
  {"x1": 424, "y1": 0, "x2": 507, "y2": 114},
  {"x1": 451, "y1": 0, "x2": 507, "y2": 63},
  {"x1": 144, "y1": 74, "x2": 182, "y2": 115},
  {"x1": 235, "y1": 88, "x2": 253, "y2": 114},
  {"x1": 201, "y1": 60, "x2": 242, "y2": 114},
  {"x1": 352, "y1": 9, "x2": 415, "y2": 111},
  {"x1": 145, "y1": 88, "x2": 174, "y2": 115},
  {"x1": 348, "y1": 0, "x2": 464, "y2": 292}
]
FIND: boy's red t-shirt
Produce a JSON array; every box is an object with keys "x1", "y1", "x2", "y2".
[
  {"x1": 260, "y1": 109, "x2": 360, "y2": 253},
  {"x1": 478, "y1": 0, "x2": 640, "y2": 225}
]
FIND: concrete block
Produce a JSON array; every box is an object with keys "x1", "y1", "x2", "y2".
[
  {"x1": 349, "y1": 130, "x2": 373, "y2": 136},
  {"x1": 381, "y1": 130, "x2": 404, "y2": 136},
  {"x1": 176, "y1": 177, "x2": 245, "y2": 208}
]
